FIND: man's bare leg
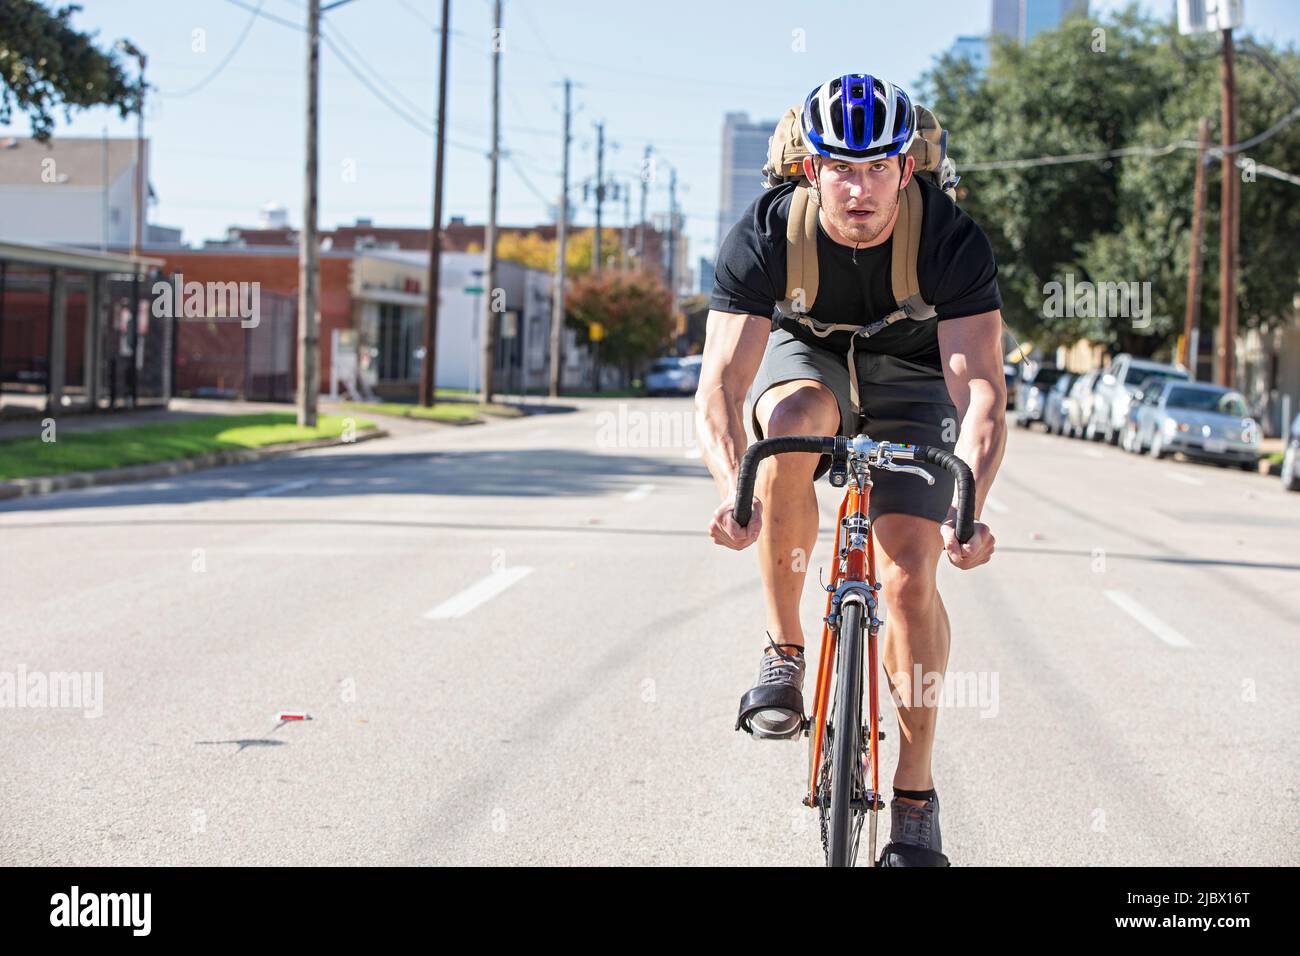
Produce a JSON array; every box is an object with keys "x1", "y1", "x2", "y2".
[
  {"x1": 752, "y1": 380, "x2": 841, "y2": 652},
  {"x1": 872, "y1": 513, "x2": 949, "y2": 807}
]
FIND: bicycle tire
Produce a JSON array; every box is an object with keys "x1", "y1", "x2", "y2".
[{"x1": 828, "y1": 600, "x2": 865, "y2": 867}]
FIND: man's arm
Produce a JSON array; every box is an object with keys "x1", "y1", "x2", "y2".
[
  {"x1": 694, "y1": 309, "x2": 770, "y2": 548},
  {"x1": 936, "y1": 309, "x2": 1007, "y2": 568}
]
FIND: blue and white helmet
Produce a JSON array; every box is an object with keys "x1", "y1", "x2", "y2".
[{"x1": 800, "y1": 74, "x2": 916, "y2": 163}]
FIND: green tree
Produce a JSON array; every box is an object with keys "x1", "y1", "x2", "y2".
[
  {"x1": 565, "y1": 270, "x2": 675, "y2": 381},
  {"x1": 0, "y1": 1, "x2": 136, "y2": 142},
  {"x1": 917, "y1": 6, "x2": 1300, "y2": 357}
]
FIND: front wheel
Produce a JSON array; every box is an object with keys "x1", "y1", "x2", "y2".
[{"x1": 827, "y1": 601, "x2": 865, "y2": 867}]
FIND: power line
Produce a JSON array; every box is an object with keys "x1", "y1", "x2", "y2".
[
  {"x1": 961, "y1": 104, "x2": 1300, "y2": 172},
  {"x1": 319, "y1": 30, "x2": 434, "y2": 136},
  {"x1": 164, "y1": 0, "x2": 265, "y2": 97},
  {"x1": 223, "y1": 0, "x2": 304, "y2": 30},
  {"x1": 324, "y1": 24, "x2": 430, "y2": 120}
]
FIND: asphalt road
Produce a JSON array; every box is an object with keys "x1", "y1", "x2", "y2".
[{"x1": 2, "y1": 397, "x2": 1296, "y2": 865}]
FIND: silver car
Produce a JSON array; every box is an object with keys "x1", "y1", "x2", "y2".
[
  {"x1": 1062, "y1": 369, "x2": 1102, "y2": 439},
  {"x1": 1142, "y1": 381, "x2": 1260, "y2": 469},
  {"x1": 644, "y1": 356, "x2": 701, "y2": 396},
  {"x1": 1042, "y1": 372, "x2": 1077, "y2": 435},
  {"x1": 1087, "y1": 354, "x2": 1188, "y2": 444},
  {"x1": 1119, "y1": 376, "x2": 1170, "y2": 454},
  {"x1": 1282, "y1": 412, "x2": 1300, "y2": 492}
]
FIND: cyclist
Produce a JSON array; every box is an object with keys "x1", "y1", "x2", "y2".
[{"x1": 695, "y1": 73, "x2": 1005, "y2": 867}]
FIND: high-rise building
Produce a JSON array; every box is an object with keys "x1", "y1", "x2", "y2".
[
  {"x1": 716, "y1": 112, "x2": 776, "y2": 252},
  {"x1": 991, "y1": 0, "x2": 1089, "y2": 44},
  {"x1": 949, "y1": 35, "x2": 991, "y2": 72}
]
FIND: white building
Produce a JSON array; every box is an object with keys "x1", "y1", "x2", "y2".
[{"x1": 0, "y1": 135, "x2": 179, "y2": 248}]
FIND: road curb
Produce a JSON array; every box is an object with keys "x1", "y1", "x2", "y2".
[{"x1": 0, "y1": 427, "x2": 389, "y2": 501}]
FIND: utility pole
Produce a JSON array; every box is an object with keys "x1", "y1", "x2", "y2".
[
  {"x1": 549, "y1": 78, "x2": 571, "y2": 399},
  {"x1": 593, "y1": 121, "x2": 605, "y2": 275},
  {"x1": 621, "y1": 183, "x2": 630, "y2": 272},
  {"x1": 1181, "y1": 117, "x2": 1211, "y2": 379},
  {"x1": 1217, "y1": 25, "x2": 1239, "y2": 389},
  {"x1": 479, "y1": 0, "x2": 502, "y2": 404},
  {"x1": 116, "y1": 39, "x2": 146, "y2": 407},
  {"x1": 667, "y1": 164, "x2": 678, "y2": 301},
  {"x1": 297, "y1": 0, "x2": 321, "y2": 427},
  {"x1": 637, "y1": 144, "x2": 652, "y2": 266},
  {"x1": 420, "y1": 0, "x2": 451, "y2": 408}
]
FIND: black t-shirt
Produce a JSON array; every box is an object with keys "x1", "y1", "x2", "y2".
[{"x1": 709, "y1": 178, "x2": 1002, "y2": 370}]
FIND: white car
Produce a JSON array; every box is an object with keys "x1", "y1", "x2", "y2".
[{"x1": 1087, "y1": 354, "x2": 1188, "y2": 444}]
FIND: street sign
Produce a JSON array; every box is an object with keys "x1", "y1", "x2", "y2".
[
  {"x1": 1178, "y1": 0, "x2": 1243, "y2": 35},
  {"x1": 589, "y1": 321, "x2": 605, "y2": 342},
  {"x1": 464, "y1": 285, "x2": 484, "y2": 294}
]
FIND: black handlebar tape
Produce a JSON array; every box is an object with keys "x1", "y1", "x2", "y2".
[
  {"x1": 912, "y1": 445, "x2": 977, "y2": 544},
  {"x1": 732, "y1": 436, "x2": 836, "y2": 527}
]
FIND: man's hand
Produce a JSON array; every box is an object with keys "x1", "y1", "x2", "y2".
[
  {"x1": 940, "y1": 514, "x2": 995, "y2": 569},
  {"x1": 709, "y1": 490, "x2": 762, "y2": 550}
]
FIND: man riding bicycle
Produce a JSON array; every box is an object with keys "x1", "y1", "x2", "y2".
[{"x1": 695, "y1": 74, "x2": 1006, "y2": 866}]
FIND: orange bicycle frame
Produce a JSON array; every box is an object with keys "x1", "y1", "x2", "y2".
[{"x1": 804, "y1": 475, "x2": 880, "y2": 809}]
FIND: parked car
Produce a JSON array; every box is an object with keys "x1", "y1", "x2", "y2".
[
  {"x1": 1086, "y1": 354, "x2": 1189, "y2": 444},
  {"x1": 1062, "y1": 369, "x2": 1102, "y2": 439},
  {"x1": 644, "y1": 355, "x2": 701, "y2": 396},
  {"x1": 1281, "y1": 412, "x2": 1300, "y2": 492},
  {"x1": 1042, "y1": 372, "x2": 1076, "y2": 435},
  {"x1": 1119, "y1": 376, "x2": 1170, "y2": 454},
  {"x1": 1141, "y1": 381, "x2": 1260, "y2": 469},
  {"x1": 1014, "y1": 364, "x2": 1067, "y2": 428}
]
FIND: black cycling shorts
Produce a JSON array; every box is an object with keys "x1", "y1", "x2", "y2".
[{"x1": 744, "y1": 327, "x2": 960, "y2": 524}]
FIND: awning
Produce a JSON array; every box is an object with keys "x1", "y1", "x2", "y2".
[{"x1": 0, "y1": 239, "x2": 163, "y2": 274}]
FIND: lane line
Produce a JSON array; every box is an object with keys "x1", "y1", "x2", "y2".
[
  {"x1": 246, "y1": 479, "x2": 314, "y2": 497},
  {"x1": 1102, "y1": 589, "x2": 1193, "y2": 647},
  {"x1": 1079, "y1": 447, "x2": 1105, "y2": 459},
  {"x1": 984, "y1": 495, "x2": 1010, "y2": 514},
  {"x1": 1165, "y1": 471, "x2": 1204, "y2": 486},
  {"x1": 624, "y1": 483, "x2": 656, "y2": 502},
  {"x1": 424, "y1": 567, "x2": 534, "y2": 620}
]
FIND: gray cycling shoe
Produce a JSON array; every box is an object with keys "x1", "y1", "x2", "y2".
[
  {"x1": 878, "y1": 792, "x2": 950, "y2": 866},
  {"x1": 735, "y1": 634, "x2": 806, "y2": 739}
]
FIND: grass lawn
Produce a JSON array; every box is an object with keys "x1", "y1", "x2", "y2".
[
  {"x1": 0, "y1": 413, "x2": 376, "y2": 481},
  {"x1": 338, "y1": 400, "x2": 523, "y2": 422}
]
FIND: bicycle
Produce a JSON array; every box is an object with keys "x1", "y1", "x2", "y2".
[{"x1": 732, "y1": 433, "x2": 975, "y2": 866}]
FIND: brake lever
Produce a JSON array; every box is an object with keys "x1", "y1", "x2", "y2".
[{"x1": 874, "y1": 461, "x2": 935, "y2": 486}]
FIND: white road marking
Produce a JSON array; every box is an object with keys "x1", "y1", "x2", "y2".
[
  {"x1": 424, "y1": 567, "x2": 534, "y2": 620},
  {"x1": 1103, "y1": 590, "x2": 1193, "y2": 648},
  {"x1": 984, "y1": 495, "x2": 1010, "y2": 514},
  {"x1": 624, "y1": 481, "x2": 655, "y2": 504},
  {"x1": 624, "y1": 483, "x2": 655, "y2": 501},
  {"x1": 246, "y1": 479, "x2": 314, "y2": 497},
  {"x1": 1079, "y1": 447, "x2": 1105, "y2": 460},
  {"x1": 1165, "y1": 471, "x2": 1204, "y2": 486}
]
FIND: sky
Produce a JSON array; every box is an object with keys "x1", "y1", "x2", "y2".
[{"x1": 4, "y1": 0, "x2": 1298, "y2": 263}]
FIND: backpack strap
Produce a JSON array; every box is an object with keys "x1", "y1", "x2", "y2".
[
  {"x1": 780, "y1": 184, "x2": 820, "y2": 316},
  {"x1": 890, "y1": 178, "x2": 924, "y2": 306}
]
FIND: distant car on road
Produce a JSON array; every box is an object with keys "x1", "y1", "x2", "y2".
[
  {"x1": 1119, "y1": 376, "x2": 1170, "y2": 454},
  {"x1": 1087, "y1": 354, "x2": 1189, "y2": 444},
  {"x1": 645, "y1": 355, "x2": 701, "y2": 396},
  {"x1": 1141, "y1": 381, "x2": 1260, "y2": 469},
  {"x1": 1003, "y1": 364, "x2": 1018, "y2": 409},
  {"x1": 1062, "y1": 369, "x2": 1102, "y2": 439},
  {"x1": 1042, "y1": 372, "x2": 1077, "y2": 435},
  {"x1": 1014, "y1": 364, "x2": 1067, "y2": 429},
  {"x1": 1282, "y1": 412, "x2": 1300, "y2": 492}
]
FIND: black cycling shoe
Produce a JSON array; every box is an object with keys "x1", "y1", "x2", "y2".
[{"x1": 735, "y1": 634, "x2": 806, "y2": 740}]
